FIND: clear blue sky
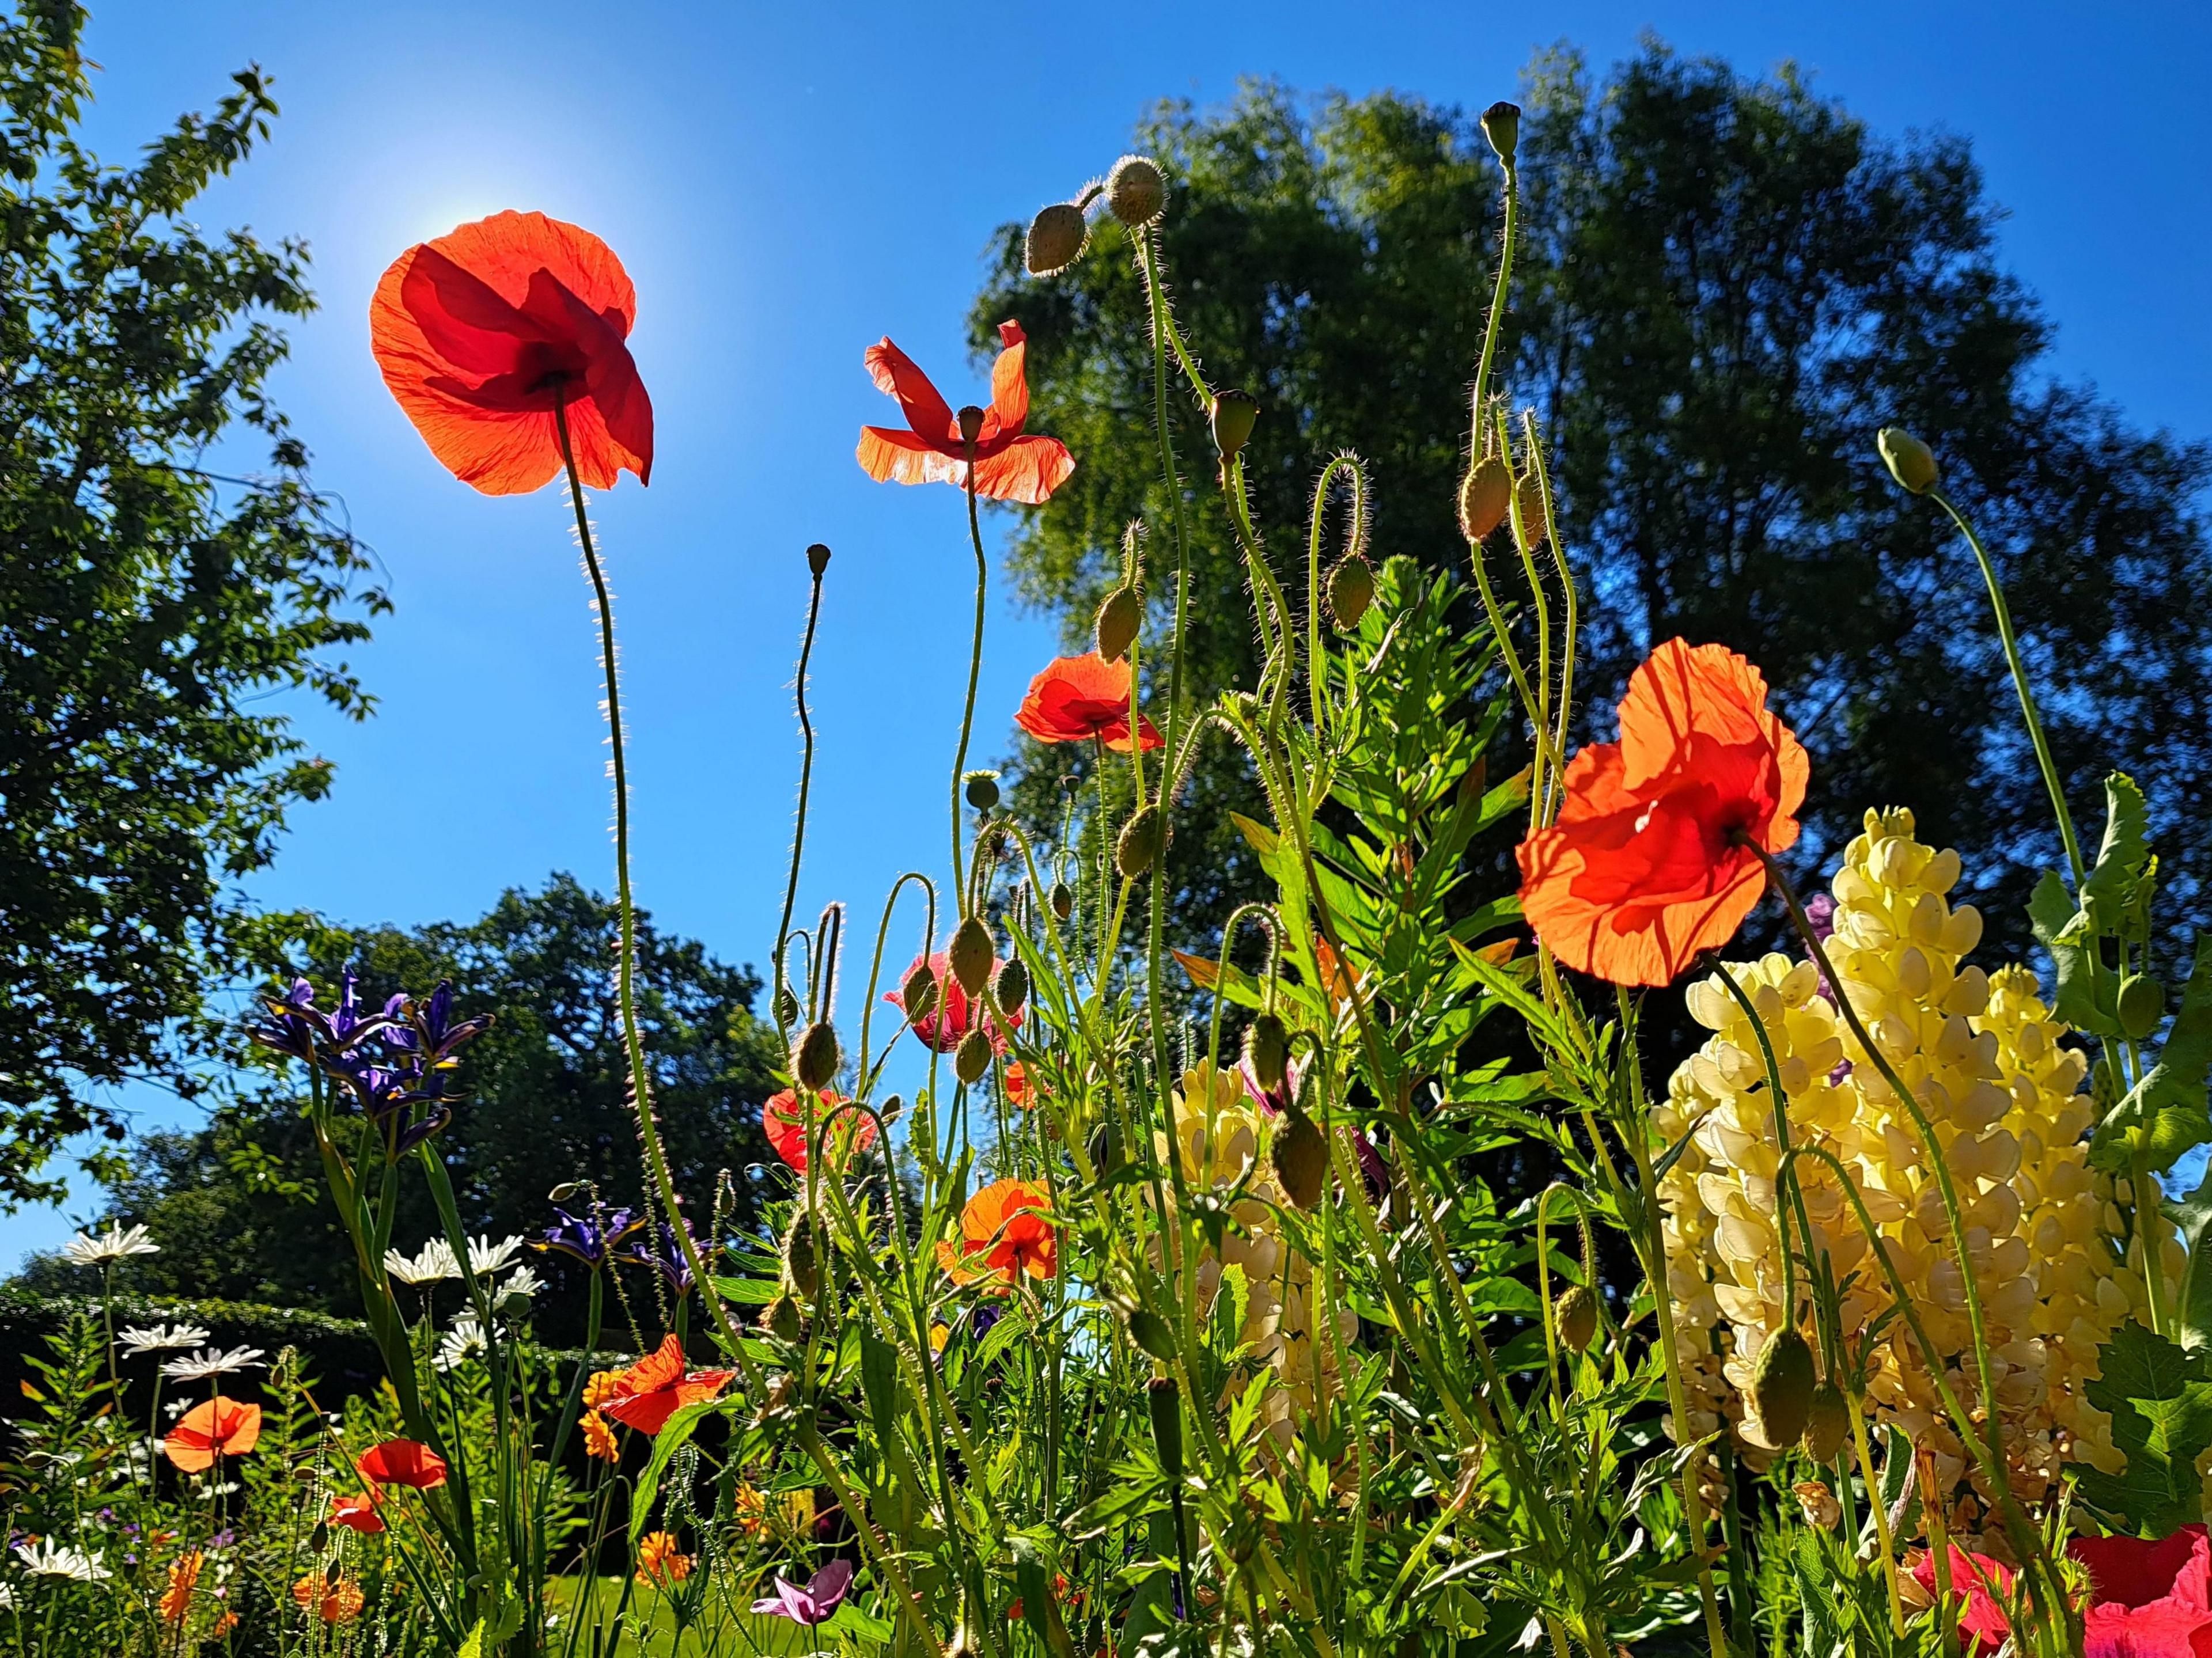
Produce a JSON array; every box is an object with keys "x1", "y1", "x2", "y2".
[{"x1": 6, "y1": 1, "x2": 2209, "y2": 1264}]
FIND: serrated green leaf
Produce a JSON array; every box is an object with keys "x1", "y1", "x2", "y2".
[
  {"x1": 2073, "y1": 1321, "x2": 2212, "y2": 1532},
  {"x1": 2081, "y1": 773, "x2": 2152, "y2": 930},
  {"x1": 2031, "y1": 869, "x2": 2109, "y2": 1034},
  {"x1": 628, "y1": 1394, "x2": 730, "y2": 1547},
  {"x1": 2094, "y1": 935, "x2": 2212, "y2": 1174},
  {"x1": 2165, "y1": 1163, "x2": 2212, "y2": 1353}
]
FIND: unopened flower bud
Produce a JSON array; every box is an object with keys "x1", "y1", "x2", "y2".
[
  {"x1": 954, "y1": 1027, "x2": 994, "y2": 1086},
  {"x1": 1049, "y1": 881, "x2": 1074, "y2": 922},
  {"x1": 547, "y1": 1181, "x2": 582, "y2": 1202},
  {"x1": 783, "y1": 1215, "x2": 819, "y2": 1302},
  {"x1": 806, "y1": 542, "x2": 831, "y2": 577},
  {"x1": 1025, "y1": 200, "x2": 1089, "y2": 276},
  {"x1": 1271, "y1": 1108, "x2": 1327, "y2": 1211},
  {"x1": 1116, "y1": 806, "x2": 1165, "y2": 879},
  {"x1": 2118, "y1": 972, "x2": 2166, "y2": 1042},
  {"x1": 1480, "y1": 101, "x2": 1520, "y2": 168},
  {"x1": 949, "y1": 916, "x2": 995, "y2": 995},
  {"x1": 1514, "y1": 476, "x2": 1548, "y2": 547},
  {"x1": 1877, "y1": 427, "x2": 1939, "y2": 495},
  {"x1": 1087, "y1": 1120, "x2": 1121, "y2": 1178},
  {"x1": 900, "y1": 959, "x2": 940, "y2": 1023},
  {"x1": 1750, "y1": 1327, "x2": 1816, "y2": 1450},
  {"x1": 793, "y1": 1022, "x2": 840, "y2": 1092},
  {"x1": 1327, "y1": 555, "x2": 1376, "y2": 629},
  {"x1": 1146, "y1": 1375, "x2": 1184, "y2": 1482},
  {"x1": 963, "y1": 770, "x2": 1001, "y2": 811},
  {"x1": 957, "y1": 405, "x2": 986, "y2": 446},
  {"x1": 1124, "y1": 1307, "x2": 1177, "y2": 1363},
  {"x1": 1210, "y1": 389, "x2": 1259, "y2": 460},
  {"x1": 1095, "y1": 586, "x2": 1142, "y2": 661},
  {"x1": 1107, "y1": 155, "x2": 1166, "y2": 227},
  {"x1": 1457, "y1": 456, "x2": 1512, "y2": 541},
  {"x1": 760, "y1": 1293, "x2": 802, "y2": 1343},
  {"x1": 1554, "y1": 1284, "x2": 1598, "y2": 1353},
  {"x1": 774, "y1": 985, "x2": 800, "y2": 1027},
  {"x1": 992, "y1": 958, "x2": 1029, "y2": 1019},
  {"x1": 1244, "y1": 1012, "x2": 1289, "y2": 1095},
  {"x1": 1802, "y1": 1380, "x2": 1850, "y2": 1464}
]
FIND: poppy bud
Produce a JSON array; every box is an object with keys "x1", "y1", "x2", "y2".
[
  {"x1": 774, "y1": 985, "x2": 800, "y2": 1028},
  {"x1": 1125, "y1": 1307, "x2": 1178, "y2": 1363},
  {"x1": 1210, "y1": 389, "x2": 1260, "y2": 460},
  {"x1": 793, "y1": 1022, "x2": 840, "y2": 1092},
  {"x1": 806, "y1": 542, "x2": 831, "y2": 577},
  {"x1": 783, "y1": 1215, "x2": 819, "y2": 1302},
  {"x1": 1456, "y1": 757, "x2": 1488, "y2": 810},
  {"x1": 1553, "y1": 1284, "x2": 1598, "y2": 1353},
  {"x1": 1457, "y1": 456, "x2": 1512, "y2": 541},
  {"x1": 1050, "y1": 881, "x2": 1075, "y2": 922},
  {"x1": 1094, "y1": 585, "x2": 1142, "y2": 662},
  {"x1": 760, "y1": 1293, "x2": 802, "y2": 1343},
  {"x1": 900, "y1": 959, "x2": 940, "y2": 1023},
  {"x1": 993, "y1": 958, "x2": 1029, "y2": 1019},
  {"x1": 1116, "y1": 806, "x2": 1165, "y2": 879},
  {"x1": 1749, "y1": 1327, "x2": 1816, "y2": 1450},
  {"x1": 957, "y1": 405, "x2": 986, "y2": 446},
  {"x1": 310, "y1": 1520, "x2": 329, "y2": 1553},
  {"x1": 1087, "y1": 1120, "x2": 1122, "y2": 1178},
  {"x1": 1244, "y1": 1012, "x2": 1289, "y2": 1095},
  {"x1": 1327, "y1": 555, "x2": 1375, "y2": 629},
  {"x1": 955, "y1": 1027, "x2": 994, "y2": 1086},
  {"x1": 1107, "y1": 155, "x2": 1166, "y2": 227},
  {"x1": 547, "y1": 1181, "x2": 581, "y2": 1202},
  {"x1": 963, "y1": 769, "x2": 1001, "y2": 811},
  {"x1": 1026, "y1": 200, "x2": 1089, "y2": 276},
  {"x1": 1146, "y1": 1375, "x2": 1184, "y2": 1482},
  {"x1": 1802, "y1": 1380, "x2": 1850, "y2": 1464},
  {"x1": 1480, "y1": 100, "x2": 1521, "y2": 167},
  {"x1": 1271, "y1": 1108, "x2": 1327, "y2": 1211},
  {"x1": 949, "y1": 916, "x2": 995, "y2": 996},
  {"x1": 1513, "y1": 475, "x2": 1548, "y2": 547},
  {"x1": 1877, "y1": 427, "x2": 1939, "y2": 495},
  {"x1": 2119, "y1": 972, "x2": 2166, "y2": 1042}
]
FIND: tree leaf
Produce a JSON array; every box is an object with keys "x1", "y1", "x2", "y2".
[{"x1": 2073, "y1": 1322, "x2": 2212, "y2": 1533}]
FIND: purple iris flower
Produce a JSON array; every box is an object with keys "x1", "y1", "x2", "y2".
[
  {"x1": 533, "y1": 1206, "x2": 643, "y2": 1269},
  {"x1": 611, "y1": 1223, "x2": 699, "y2": 1295},
  {"x1": 751, "y1": 1559, "x2": 853, "y2": 1626}
]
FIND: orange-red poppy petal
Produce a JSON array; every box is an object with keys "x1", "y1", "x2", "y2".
[
  {"x1": 357, "y1": 1439, "x2": 449, "y2": 1490},
  {"x1": 857, "y1": 424, "x2": 965, "y2": 489},
  {"x1": 969, "y1": 435, "x2": 1074, "y2": 505},
  {"x1": 163, "y1": 1399, "x2": 262, "y2": 1473},
  {"x1": 987, "y1": 320, "x2": 1030, "y2": 436},
  {"x1": 864, "y1": 337, "x2": 958, "y2": 447}
]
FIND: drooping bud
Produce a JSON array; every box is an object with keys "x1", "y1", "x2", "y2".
[
  {"x1": 1116, "y1": 806, "x2": 1165, "y2": 879},
  {"x1": 1802, "y1": 1380, "x2": 1851, "y2": 1464},
  {"x1": 793, "y1": 1022, "x2": 840, "y2": 1092},
  {"x1": 1513, "y1": 476, "x2": 1548, "y2": 547},
  {"x1": 806, "y1": 542, "x2": 832, "y2": 577},
  {"x1": 1480, "y1": 101, "x2": 1521, "y2": 168},
  {"x1": 2118, "y1": 973, "x2": 2166, "y2": 1042},
  {"x1": 1210, "y1": 389, "x2": 1260, "y2": 460},
  {"x1": 993, "y1": 957, "x2": 1029, "y2": 1020},
  {"x1": 1877, "y1": 427, "x2": 1939, "y2": 495},
  {"x1": 1145, "y1": 1375, "x2": 1184, "y2": 1482},
  {"x1": 1327, "y1": 555, "x2": 1376, "y2": 629},
  {"x1": 1107, "y1": 155, "x2": 1166, "y2": 227},
  {"x1": 783, "y1": 1214, "x2": 819, "y2": 1302},
  {"x1": 1124, "y1": 1307, "x2": 1178, "y2": 1363},
  {"x1": 547, "y1": 1180, "x2": 582, "y2": 1203},
  {"x1": 957, "y1": 405, "x2": 986, "y2": 446},
  {"x1": 1271, "y1": 1108, "x2": 1327, "y2": 1211},
  {"x1": 760, "y1": 1293, "x2": 803, "y2": 1343},
  {"x1": 900, "y1": 959, "x2": 940, "y2": 1023},
  {"x1": 1049, "y1": 880, "x2": 1075, "y2": 922},
  {"x1": 1243, "y1": 1012, "x2": 1289, "y2": 1095},
  {"x1": 1087, "y1": 1120, "x2": 1122, "y2": 1178},
  {"x1": 963, "y1": 770, "x2": 1001, "y2": 812},
  {"x1": 1457, "y1": 456, "x2": 1512, "y2": 541},
  {"x1": 1749, "y1": 1327, "x2": 1817, "y2": 1450},
  {"x1": 954, "y1": 1027, "x2": 994, "y2": 1086},
  {"x1": 948, "y1": 916, "x2": 995, "y2": 996},
  {"x1": 1025, "y1": 200, "x2": 1089, "y2": 276},
  {"x1": 1095, "y1": 586, "x2": 1142, "y2": 661},
  {"x1": 1553, "y1": 1284, "x2": 1598, "y2": 1353},
  {"x1": 773, "y1": 984, "x2": 800, "y2": 1028}
]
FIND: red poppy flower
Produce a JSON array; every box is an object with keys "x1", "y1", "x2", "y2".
[
  {"x1": 327, "y1": 1492, "x2": 385, "y2": 1534},
  {"x1": 935, "y1": 1179, "x2": 1058, "y2": 1290},
  {"x1": 1904, "y1": 1547, "x2": 2013, "y2": 1656},
  {"x1": 886, "y1": 951, "x2": 1023, "y2": 1055},
  {"x1": 1015, "y1": 653, "x2": 1164, "y2": 753},
  {"x1": 163, "y1": 1398, "x2": 262, "y2": 1473},
  {"x1": 2071, "y1": 1525, "x2": 2212, "y2": 1656},
  {"x1": 1516, "y1": 638, "x2": 1807, "y2": 986},
  {"x1": 1003, "y1": 1061, "x2": 1036, "y2": 1110},
  {"x1": 357, "y1": 1439, "x2": 449, "y2": 1491},
  {"x1": 763, "y1": 1087, "x2": 879, "y2": 1175},
  {"x1": 370, "y1": 210, "x2": 653, "y2": 496},
  {"x1": 857, "y1": 320, "x2": 1073, "y2": 504},
  {"x1": 597, "y1": 1335, "x2": 736, "y2": 1436}
]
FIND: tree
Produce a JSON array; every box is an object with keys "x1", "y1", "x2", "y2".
[
  {"x1": 15, "y1": 875, "x2": 786, "y2": 1344},
  {"x1": 0, "y1": 3, "x2": 385, "y2": 1203},
  {"x1": 973, "y1": 46, "x2": 2212, "y2": 984}
]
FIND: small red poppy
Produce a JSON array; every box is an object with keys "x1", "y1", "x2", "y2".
[
  {"x1": 163, "y1": 1399, "x2": 262, "y2": 1473},
  {"x1": 887, "y1": 951, "x2": 1022, "y2": 1056},
  {"x1": 763, "y1": 1087, "x2": 879, "y2": 1175},
  {"x1": 327, "y1": 1491, "x2": 385, "y2": 1534},
  {"x1": 857, "y1": 320, "x2": 1073, "y2": 504},
  {"x1": 596, "y1": 1335, "x2": 736, "y2": 1436},
  {"x1": 1015, "y1": 652, "x2": 1163, "y2": 753},
  {"x1": 357, "y1": 1439, "x2": 449, "y2": 1491}
]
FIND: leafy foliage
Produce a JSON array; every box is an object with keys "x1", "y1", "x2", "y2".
[{"x1": 2074, "y1": 1323, "x2": 2212, "y2": 1535}]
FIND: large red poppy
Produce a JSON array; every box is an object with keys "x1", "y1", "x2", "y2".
[
  {"x1": 887, "y1": 951, "x2": 1022, "y2": 1056},
  {"x1": 935, "y1": 1179, "x2": 1058, "y2": 1290},
  {"x1": 1516, "y1": 639, "x2": 1807, "y2": 986},
  {"x1": 163, "y1": 1398, "x2": 262, "y2": 1473},
  {"x1": 1911, "y1": 1530, "x2": 2212, "y2": 1657},
  {"x1": 763, "y1": 1086, "x2": 879, "y2": 1175},
  {"x1": 370, "y1": 210, "x2": 653, "y2": 496},
  {"x1": 857, "y1": 320, "x2": 1073, "y2": 504},
  {"x1": 1015, "y1": 652, "x2": 1164, "y2": 753},
  {"x1": 357, "y1": 1439, "x2": 449, "y2": 1491},
  {"x1": 596, "y1": 1335, "x2": 735, "y2": 1436}
]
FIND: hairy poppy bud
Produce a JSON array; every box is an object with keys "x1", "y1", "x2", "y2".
[
  {"x1": 760, "y1": 1293, "x2": 802, "y2": 1343},
  {"x1": 1244, "y1": 1012, "x2": 1289, "y2": 1095},
  {"x1": 1146, "y1": 1375, "x2": 1184, "y2": 1482},
  {"x1": 1458, "y1": 456, "x2": 1512, "y2": 541},
  {"x1": 1026, "y1": 200, "x2": 1088, "y2": 276},
  {"x1": 1210, "y1": 389, "x2": 1260, "y2": 460},
  {"x1": 793, "y1": 1022, "x2": 840, "y2": 1092},
  {"x1": 783, "y1": 1215, "x2": 819, "y2": 1302},
  {"x1": 1271, "y1": 1108, "x2": 1327, "y2": 1211},
  {"x1": 1116, "y1": 806, "x2": 1165, "y2": 879},
  {"x1": 1327, "y1": 555, "x2": 1376, "y2": 629},
  {"x1": 547, "y1": 1180, "x2": 581, "y2": 1203},
  {"x1": 949, "y1": 916, "x2": 995, "y2": 996},
  {"x1": 1107, "y1": 155, "x2": 1166, "y2": 227},
  {"x1": 1877, "y1": 427, "x2": 1939, "y2": 495},
  {"x1": 1750, "y1": 1327, "x2": 1816, "y2": 1450},
  {"x1": 1513, "y1": 475, "x2": 1548, "y2": 547},
  {"x1": 2119, "y1": 972, "x2": 2166, "y2": 1042},
  {"x1": 1554, "y1": 1284, "x2": 1598, "y2": 1353},
  {"x1": 900, "y1": 959, "x2": 940, "y2": 1023},
  {"x1": 1802, "y1": 1380, "x2": 1850, "y2": 1464},
  {"x1": 1480, "y1": 100, "x2": 1521, "y2": 167},
  {"x1": 1125, "y1": 1307, "x2": 1177, "y2": 1363},
  {"x1": 957, "y1": 405, "x2": 986, "y2": 446},
  {"x1": 773, "y1": 984, "x2": 800, "y2": 1028},
  {"x1": 954, "y1": 1027, "x2": 994, "y2": 1085},
  {"x1": 993, "y1": 958, "x2": 1029, "y2": 1019},
  {"x1": 806, "y1": 542, "x2": 831, "y2": 577},
  {"x1": 1087, "y1": 1120, "x2": 1122, "y2": 1178},
  {"x1": 963, "y1": 769, "x2": 1001, "y2": 812},
  {"x1": 1048, "y1": 880, "x2": 1075, "y2": 923},
  {"x1": 1095, "y1": 585, "x2": 1142, "y2": 661}
]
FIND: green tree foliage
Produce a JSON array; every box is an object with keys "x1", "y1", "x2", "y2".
[
  {"x1": 974, "y1": 45, "x2": 2212, "y2": 976},
  {"x1": 0, "y1": 3, "x2": 385, "y2": 1203},
  {"x1": 16, "y1": 875, "x2": 785, "y2": 1344}
]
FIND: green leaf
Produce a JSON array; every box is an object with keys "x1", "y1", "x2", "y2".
[
  {"x1": 2030, "y1": 869, "x2": 2109, "y2": 1034},
  {"x1": 2165, "y1": 1163, "x2": 2212, "y2": 1353},
  {"x1": 2081, "y1": 772, "x2": 2152, "y2": 931},
  {"x1": 456, "y1": 1622, "x2": 484, "y2": 1658},
  {"x1": 2094, "y1": 935, "x2": 2212, "y2": 1174},
  {"x1": 628, "y1": 1394, "x2": 730, "y2": 1547},
  {"x1": 2073, "y1": 1321, "x2": 2212, "y2": 1532}
]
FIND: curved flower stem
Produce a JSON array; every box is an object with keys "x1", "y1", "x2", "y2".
[
  {"x1": 554, "y1": 404, "x2": 752, "y2": 1382},
  {"x1": 950, "y1": 445, "x2": 988, "y2": 916},
  {"x1": 771, "y1": 554, "x2": 830, "y2": 1045},
  {"x1": 1469, "y1": 159, "x2": 1518, "y2": 456}
]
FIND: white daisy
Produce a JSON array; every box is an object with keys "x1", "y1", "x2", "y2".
[
  {"x1": 435, "y1": 1315, "x2": 487, "y2": 1372},
  {"x1": 12, "y1": 1539, "x2": 109, "y2": 1581},
  {"x1": 384, "y1": 1238, "x2": 461, "y2": 1286},
  {"x1": 159, "y1": 1345, "x2": 267, "y2": 1382},
  {"x1": 467, "y1": 1234, "x2": 526, "y2": 1277},
  {"x1": 61, "y1": 1224, "x2": 159, "y2": 1267},
  {"x1": 497, "y1": 1265, "x2": 544, "y2": 1301},
  {"x1": 119, "y1": 1322, "x2": 211, "y2": 1355}
]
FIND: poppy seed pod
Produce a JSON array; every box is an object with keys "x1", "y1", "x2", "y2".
[
  {"x1": 1025, "y1": 200, "x2": 1089, "y2": 276},
  {"x1": 993, "y1": 958, "x2": 1029, "y2": 1020},
  {"x1": 1244, "y1": 1012, "x2": 1289, "y2": 1095},
  {"x1": 2119, "y1": 972, "x2": 2166, "y2": 1042},
  {"x1": 793, "y1": 1022, "x2": 840, "y2": 1092},
  {"x1": 963, "y1": 770, "x2": 1001, "y2": 812},
  {"x1": 783, "y1": 1215, "x2": 819, "y2": 1302},
  {"x1": 949, "y1": 916, "x2": 995, "y2": 996},
  {"x1": 1802, "y1": 1380, "x2": 1850, "y2": 1464},
  {"x1": 1049, "y1": 881, "x2": 1075, "y2": 922},
  {"x1": 900, "y1": 959, "x2": 940, "y2": 1022},
  {"x1": 1107, "y1": 155, "x2": 1167, "y2": 227},
  {"x1": 1553, "y1": 1284, "x2": 1598, "y2": 1354},
  {"x1": 954, "y1": 1027, "x2": 994, "y2": 1086},
  {"x1": 774, "y1": 985, "x2": 800, "y2": 1028},
  {"x1": 957, "y1": 404, "x2": 986, "y2": 446},
  {"x1": 1328, "y1": 555, "x2": 1376, "y2": 629},
  {"x1": 1749, "y1": 1327, "x2": 1817, "y2": 1450},
  {"x1": 1271, "y1": 1108, "x2": 1327, "y2": 1211},
  {"x1": 760, "y1": 1293, "x2": 803, "y2": 1343},
  {"x1": 1094, "y1": 586, "x2": 1142, "y2": 662},
  {"x1": 806, "y1": 542, "x2": 831, "y2": 577},
  {"x1": 1480, "y1": 100, "x2": 1521, "y2": 167},
  {"x1": 1116, "y1": 806, "x2": 1165, "y2": 879},
  {"x1": 1210, "y1": 389, "x2": 1260, "y2": 460},
  {"x1": 1877, "y1": 427, "x2": 1939, "y2": 495},
  {"x1": 1457, "y1": 456, "x2": 1512, "y2": 541}
]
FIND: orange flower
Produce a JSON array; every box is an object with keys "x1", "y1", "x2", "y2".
[
  {"x1": 935, "y1": 1179, "x2": 1057, "y2": 1290},
  {"x1": 582, "y1": 1368, "x2": 624, "y2": 1408},
  {"x1": 635, "y1": 1530, "x2": 693, "y2": 1587},
  {"x1": 160, "y1": 1552, "x2": 203, "y2": 1623},
  {"x1": 357, "y1": 1439, "x2": 448, "y2": 1490},
  {"x1": 596, "y1": 1334, "x2": 735, "y2": 1435},
  {"x1": 327, "y1": 1490, "x2": 385, "y2": 1534},
  {"x1": 1015, "y1": 653, "x2": 1163, "y2": 753},
  {"x1": 580, "y1": 1409, "x2": 620, "y2": 1464},
  {"x1": 857, "y1": 320, "x2": 1073, "y2": 504},
  {"x1": 1003, "y1": 1061, "x2": 1037, "y2": 1110},
  {"x1": 764, "y1": 1087, "x2": 879, "y2": 1175},
  {"x1": 370, "y1": 210, "x2": 652, "y2": 496},
  {"x1": 293, "y1": 1574, "x2": 366, "y2": 1624},
  {"x1": 1516, "y1": 639, "x2": 1807, "y2": 986},
  {"x1": 212, "y1": 1610, "x2": 239, "y2": 1638},
  {"x1": 163, "y1": 1399, "x2": 262, "y2": 1472}
]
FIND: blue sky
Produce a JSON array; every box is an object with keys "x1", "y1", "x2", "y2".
[{"x1": 7, "y1": 0, "x2": 2209, "y2": 1265}]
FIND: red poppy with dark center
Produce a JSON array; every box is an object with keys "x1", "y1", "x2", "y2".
[
  {"x1": 163, "y1": 1398, "x2": 262, "y2": 1473},
  {"x1": 763, "y1": 1087, "x2": 879, "y2": 1175},
  {"x1": 936, "y1": 1179, "x2": 1058, "y2": 1290},
  {"x1": 597, "y1": 1335, "x2": 736, "y2": 1436},
  {"x1": 327, "y1": 1492, "x2": 385, "y2": 1534},
  {"x1": 1910, "y1": 1530, "x2": 2212, "y2": 1656},
  {"x1": 1516, "y1": 638, "x2": 1807, "y2": 986},
  {"x1": 857, "y1": 320, "x2": 1073, "y2": 504},
  {"x1": 370, "y1": 210, "x2": 653, "y2": 496},
  {"x1": 357, "y1": 1439, "x2": 449, "y2": 1491},
  {"x1": 887, "y1": 951, "x2": 1022, "y2": 1056},
  {"x1": 1015, "y1": 652, "x2": 1164, "y2": 753}
]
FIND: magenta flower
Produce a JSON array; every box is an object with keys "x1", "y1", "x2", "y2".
[{"x1": 752, "y1": 1559, "x2": 853, "y2": 1626}]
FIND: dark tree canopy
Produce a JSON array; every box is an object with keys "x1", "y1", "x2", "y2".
[
  {"x1": 16, "y1": 875, "x2": 785, "y2": 1344},
  {"x1": 0, "y1": 2, "x2": 385, "y2": 1203},
  {"x1": 974, "y1": 45, "x2": 2212, "y2": 979}
]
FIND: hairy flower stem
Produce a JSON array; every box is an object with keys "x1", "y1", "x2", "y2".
[
  {"x1": 771, "y1": 555, "x2": 830, "y2": 1042},
  {"x1": 1469, "y1": 158, "x2": 1518, "y2": 456},
  {"x1": 952, "y1": 448, "x2": 988, "y2": 915},
  {"x1": 554, "y1": 404, "x2": 752, "y2": 1379}
]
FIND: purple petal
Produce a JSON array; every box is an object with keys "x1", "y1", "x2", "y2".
[{"x1": 806, "y1": 1558, "x2": 854, "y2": 1616}]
